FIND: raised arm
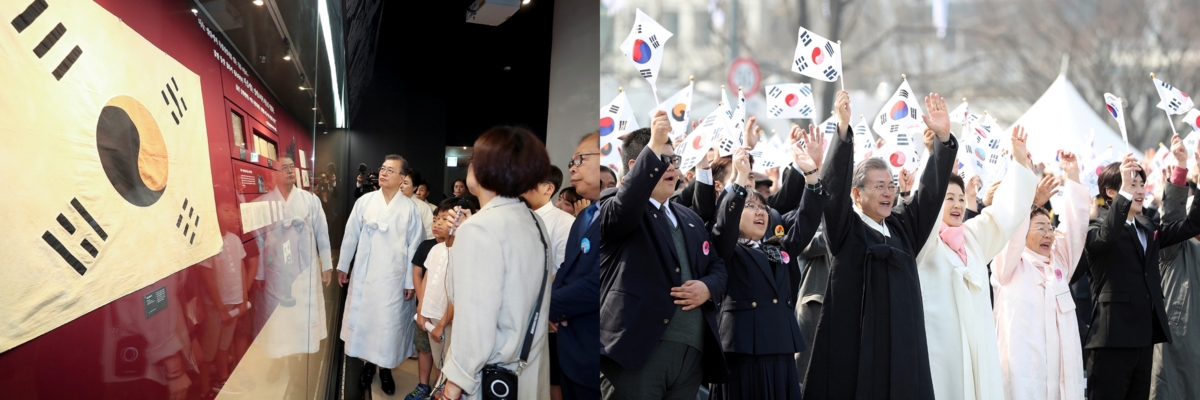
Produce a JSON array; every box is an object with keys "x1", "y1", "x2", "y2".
[
  {"x1": 711, "y1": 148, "x2": 752, "y2": 267},
  {"x1": 601, "y1": 111, "x2": 673, "y2": 239},
  {"x1": 964, "y1": 126, "x2": 1038, "y2": 260},
  {"x1": 1058, "y1": 171, "x2": 1091, "y2": 280},
  {"x1": 1156, "y1": 135, "x2": 1200, "y2": 247},
  {"x1": 894, "y1": 94, "x2": 959, "y2": 248},
  {"x1": 779, "y1": 125, "x2": 829, "y2": 255},
  {"x1": 819, "y1": 91, "x2": 857, "y2": 255},
  {"x1": 1087, "y1": 154, "x2": 1141, "y2": 254}
]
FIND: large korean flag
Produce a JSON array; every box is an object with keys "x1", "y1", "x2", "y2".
[
  {"x1": 620, "y1": 9, "x2": 672, "y2": 89},
  {"x1": 873, "y1": 79, "x2": 926, "y2": 146},
  {"x1": 764, "y1": 83, "x2": 816, "y2": 120},
  {"x1": 0, "y1": 0, "x2": 221, "y2": 352},
  {"x1": 600, "y1": 91, "x2": 639, "y2": 174},
  {"x1": 678, "y1": 105, "x2": 732, "y2": 172},
  {"x1": 791, "y1": 27, "x2": 842, "y2": 82}
]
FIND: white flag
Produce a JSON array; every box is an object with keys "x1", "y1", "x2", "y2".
[
  {"x1": 678, "y1": 106, "x2": 731, "y2": 171},
  {"x1": 873, "y1": 79, "x2": 926, "y2": 144},
  {"x1": 949, "y1": 100, "x2": 970, "y2": 126},
  {"x1": 875, "y1": 141, "x2": 921, "y2": 185},
  {"x1": 649, "y1": 82, "x2": 694, "y2": 142},
  {"x1": 791, "y1": 27, "x2": 842, "y2": 82},
  {"x1": 1152, "y1": 143, "x2": 1172, "y2": 171},
  {"x1": 1084, "y1": 147, "x2": 1117, "y2": 197},
  {"x1": 853, "y1": 115, "x2": 876, "y2": 164},
  {"x1": 764, "y1": 83, "x2": 817, "y2": 120},
  {"x1": 1154, "y1": 77, "x2": 1195, "y2": 115},
  {"x1": 750, "y1": 141, "x2": 790, "y2": 173},
  {"x1": 970, "y1": 114, "x2": 1004, "y2": 152},
  {"x1": 731, "y1": 87, "x2": 748, "y2": 134},
  {"x1": 1184, "y1": 108, "x2": 1200, "y2": 132},
  {"x1": 721, "y1": 87, "x2": 730, "y2": 109},
  {"x1": 620, "y1": 9, "x2": 673, "y2": 89},
  {"x1": 600, "y1": 91, "x2": 640, "y2": 173},
  {"x1": 1104, "y1": 93, "x2": 1129, "y2": 149}
]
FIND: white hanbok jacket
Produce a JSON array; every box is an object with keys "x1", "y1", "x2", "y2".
[
  {"x1": 915, "y1": 164, "x2": 1036, "y2": 400},
  {"x1": 991, "y1": 179, "x2": 1089, "y2": 400},
  {"x1": 337, "y1": 190, "x2": 425, "y2": 368}
]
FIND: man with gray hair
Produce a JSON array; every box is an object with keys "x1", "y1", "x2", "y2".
[{"x1": 802, "y1": 91, "x2": 958, "y2": 399}]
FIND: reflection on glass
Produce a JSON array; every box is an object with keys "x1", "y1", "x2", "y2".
[
  {"x1": 248, "y1": 154, "x2": 333, "y2": 398},
  {"x1": 100, "y1": 273, "x2": 190, "y2": 400}
]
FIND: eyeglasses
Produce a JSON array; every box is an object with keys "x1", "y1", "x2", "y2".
[
  {"x1": 861, "y1": 183, "x2": 898, "y2": 192},
  {"x1": 1029, "y1": 226, "x2": 1054, "y2": 235},
  {"x1": 378, "y1": 166, "x2": 402, "y2": 176},
  {"x1": 568, "y1": 153, "x2": 599, "y2": 169},
  {"x1": 280, "y1": 164, "x2": 295, "y2": 171},
  {"x1": 745, "y1": 202, "x2": 768, "y2": 213},
  {"x1": 663, "y1": 154, "x2": 682, "y2": 168}
]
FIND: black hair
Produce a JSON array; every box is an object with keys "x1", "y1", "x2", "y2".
[
  {"x1": 1097, "y1": 162, "x2": 1146, "y2": 204},
  {"x1": 620, "y1": 128, "x2": 653, "y2": 175},
  {"x1": 546, "y1": 165, "x2": 564, "y2": 196}
]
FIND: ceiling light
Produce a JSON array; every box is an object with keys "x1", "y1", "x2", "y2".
[
  {"x1": 283, "y1": 49, "x2": 292, "y2": 61},
  {"x1": 462, "y1": 147, "x2": 467, "y2": 150},
  {"x1": 318, "y1": 0, "x2": 345, "y2": 128},
  {"x1": 253, "y1": 0, "x2": 264, "y2": 5},
  {"x1": 299, "y1": 86, "x2": 307, "y2": 90},
  {"x1": 522, "y1": 0, "x2": 530, "y2": 4},
  {"x1": 312, "y1": 107, "x2": 317, "y2": 110},
  {"x1": 191, "y1": 8, "x2": 198, "y2": 14}
]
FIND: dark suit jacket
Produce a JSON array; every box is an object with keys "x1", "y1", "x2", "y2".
[
  {"x1": 712, "y1": 180, "x2": 827, "y2": 356},
  {"x1": 671, "y1": 179, "x2": 716, "y2": 224},
  {"x1": 1080, "y1": 185, "x2": 1200, "y2": 348},
  {"x1": 549, "y1": 207, "x2": 600, "y2": 389},
  {"x1": 599, "y1": 146, "x2": 729, "y2": 384}
]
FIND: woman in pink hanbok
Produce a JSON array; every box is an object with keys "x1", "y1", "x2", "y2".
[{"x1": 991, "y1": 150, "x2": 1089, "y2": 400}]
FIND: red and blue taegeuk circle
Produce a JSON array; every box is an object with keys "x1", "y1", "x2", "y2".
[
  {"x1": 632, "y1": 39, "x2": 653, "y2": 64},
  {"x1": 600, "y1": 117, "x2": 615, "y2": 136},
  {"x1": 890, "y1": 101, "x2": 909, "y2": 121}
]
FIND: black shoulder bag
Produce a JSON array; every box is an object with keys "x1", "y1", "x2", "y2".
[{"x1": 479, "y1": 209, "x2": 550, "y2": 399}]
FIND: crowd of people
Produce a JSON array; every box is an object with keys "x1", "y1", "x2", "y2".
[{"x1": 597, "y1": 91, "x2": 1200, "y2": 400}]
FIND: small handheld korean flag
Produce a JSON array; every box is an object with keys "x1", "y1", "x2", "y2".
[
  {"x1": 1153, "y1": 76, "x2": 1195, "y2": 115},
  {"x1": 853, "y1": 115, "x2": 876, "y2": 163},
  {"x1": 749, "y1": 141, "x2": 789, "y2": 173},
  {"x1": 720, "y1": 86, "x2": 730, "y2": 109},
  {"x1": 649, "y1": 81, "x2": 694, "y2": 142},
  {"x1": 764, "y1": 83, "x2": 816, "y2": 120},
  {"x1": 678, "y1": 106, "x2": 731, "y2": 172},
  {"x1": 620, "y1": 9, "x2": 673, "y2": 90},
  {"x1": 730, "y1": 87, "x2": 748, "y2": 134},
  {"x1": 600, "y1": 91, "x2": 640, "y2": 173},
  {"x1": 1185, "y1": 108, "x2": 1200, "y2": 133},
  {"x1": 791, "y1": 27, "x2": 842, "y2": 82},
  {"x1": 873, "y1": 78, "x2": 926, "y2": 144},
  {"x1": 949, "y1": 99, "x2": 970, "y2": 127},
  {"x1": 1104, "y1": 93, "x2": 1129, "y2": 152}
]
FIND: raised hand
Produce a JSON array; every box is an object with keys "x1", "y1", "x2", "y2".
[
  {"x1": 983, "y1": 180, "x2": 1003, "y2": 207},
  {"x1": 1171, "y1": 134, "x2": 1187, "y2": 165},
  {"x1": 1033, "y1": 175, "x2": 1060, "y2": 207},
  {"x1": 1059, "y1": 151, "x2": 1080, "y2": 183},
  {"x1": 834, "y1": 91, "x2": 852, "y2": 139},
  {"x1": 649, "y1": 110, "x2": 671, "y2": 155},
  {"x1": 733, "y1": 147, "x2": 752, "y2": 186},
  {"x1": 923, "y1": 128, "x2": 935, "y2": 152},
  {"x1": 1010, "y1": 125, "x2": 1032, "y2": 169},
  {"x1": 1120, "y1": 153, "x2": 1141, "y2": 187},
  {"x1": 793, "y1": 128, "x2": 823, "y2": 184},
  {"x1": 922, "y1": 93, "x2": 951, "y2": 142},
  {"x1": 744, "y1": 116, "x2": 759, "y2": 149},
  {"x1": 966, "y1": 176, "x2": 982, "y2": 209},
  {"x1": 898, "y1": 168, "x2": 916, "y2": 196}
]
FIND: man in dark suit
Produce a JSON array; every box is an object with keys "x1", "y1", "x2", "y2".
[
  {"x1": 550, "y1": 132, "x2": 602, "y2": 400},
  {"x1": 1080, "y1": 136, "x2": 1200, "y2": 400},
  {"x1": 599, "y1": 111, "x2": 728, "y2": 400}
]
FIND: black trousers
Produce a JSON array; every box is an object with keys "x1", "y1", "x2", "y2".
[
  {"x1": 561, "y1": 371, "x2": 601, "y2": 400},
  {"x1": 1086, "y1": 346, "x2": 1153, "y2": 400}
]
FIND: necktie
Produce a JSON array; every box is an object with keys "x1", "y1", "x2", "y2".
[
  {"x1": 659, "y1": 204, "x2": 675, "y2": 228},
  {"x1": 579, "y1": 203, "x2": 598, "y2": 235}
]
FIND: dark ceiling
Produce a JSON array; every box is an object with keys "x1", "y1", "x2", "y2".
[{"x1": 355, "y1": 0, "x2": 556, "y2": 145}]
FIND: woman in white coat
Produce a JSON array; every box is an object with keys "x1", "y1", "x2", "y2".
[
  {"x1": 440, "y1": 126, "x2": 554, "y2": 400},
  {"x1": 991, "y1": 151, "x2": 1089, "y2": 400},
  {"x1": 914, "y1": 126, "x2": 1038, "y2": 400}
]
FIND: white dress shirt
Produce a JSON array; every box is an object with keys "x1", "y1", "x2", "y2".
[
  {"x1": 648, "y1": 197, "x2": 678, "y2": 228},
  {"x1": 535, "y1": 202, "x2": 576, "y2": 274},
  {"x1": 1118, "y1": 191, "x2": 1147, "y2": 251}
]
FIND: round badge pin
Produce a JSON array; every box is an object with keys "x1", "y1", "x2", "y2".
[
  {"x1": 581, "y1": 238, "x2": 591, "y2": 254},
  {"x1": 1055, "y1": 269, "x2": 1063, "y2": 281},
  {"x1": 775, "y1": 225, "x2": 785, "y2": 236},
  {"x1": 702, "y1": 240, "x2": 710, "y2": 255},
  {"x1": 781, "y1": 250, "x2": 790, "y2": 264}
]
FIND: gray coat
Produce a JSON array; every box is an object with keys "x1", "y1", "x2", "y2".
[
  {"x1": 1151, "y1": 183, "x2": 1200, "y2": 400},
  {"x1": 794, "y1": 227, "x2": 830, "y2": 380}
]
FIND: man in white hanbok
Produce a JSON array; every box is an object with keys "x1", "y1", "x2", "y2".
[
  {"x1": 252, "y1": 155, "x2": 334, "y2": 397},
  {"x1": 333, "y1": 154, "x2": 426, "y2": 396}
]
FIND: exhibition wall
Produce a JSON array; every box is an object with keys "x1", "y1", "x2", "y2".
[{"x1": 0, "y1": 0, "x2": 327, "y2": 398}]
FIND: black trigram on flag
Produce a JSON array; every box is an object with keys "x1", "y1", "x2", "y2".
[
  {"x1": 162, "y1": 77, "x2": 188, "y2": 125},
  {"x1": 800, "y1": 85, "x2": 812, "y2": 96},
  {"x1": 988, "y1": 139, "x2": 1000, "y2": 149},
  {"x1": 989, "y1": 154, "x2": 1000, "y2": 164},
  {"x1": 177, "y1": 198, "x2": 199, "y2": 245},
  {"x1": 1160, "y1": 81, "x2": 1175, "y2": 91},
  {"x1": 701, "y1": 116, "x2": 716, "y2": 128},
  {"x1": 640, "y1": 69, "x2": 653, "y2": 78},
  {"x1": 637, "y1": 24, "x2": 642, "y2": 34},
  {"x1": 910, "y1": 108, "x2": 918, "y2": 119},
  {"x1": 824, "y1": 42, "x2": 835, "y2": 56},
  {"x1": 879, "y1": 114, "x2": 888, "y2": 126},
  {"x1": 825, "y1": 121, "x2": 838, "y2": 137},
  {"x1": 618, "y1": 120, "x2": 628, "y2": 130},
  {"x1": 648, "y1": 35, "x2": 660, "y2": 48},
  {"x1": 823, "y1": 66, "x2": 839, "y2": 80},
  {"x1": 717, "y1": 137, "x2": 736, "y2": 153},
  {"x1": 41, "y1": 198, "x2": 108, "y2": 275},
  {"x1": 11, "y1": 0, "x2": 83, "y2": 81},
  {"x1": 609, "y1": 105, "x2": 620, "y2": 114},
  {"x1": 899, "y1": 89, "x2": 910, "y2": 98},
  {"x1": 794, "y1": 56, "x2": 809, "y2": 72},
  {"x1": 797, "y1": 105, "x2": 813, "y2": 116},
  {"x1": 896, "y1": 132, "x2": 910, "y2": 146},
  {"x1": 889, "y1": 125, "x2": 899, "y2": 133},
  {"x1": 799, "y1": 31, "x2": 812, "y2": 47},
  {"x1": 769, "y1": 105, "x2": 783, "y2": 117},
  {"x1": 768, "y1": 86, "x2": 783, "y2": 98},
  {"x1": 1168, "y1": 99, "x2": 1182, "y2": 112}
]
